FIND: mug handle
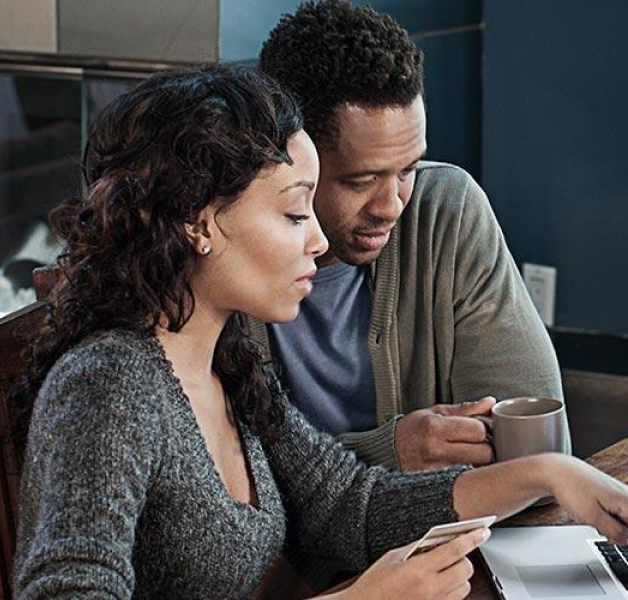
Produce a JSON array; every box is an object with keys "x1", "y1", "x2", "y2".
[
  {"x1": 473, "y1": 415, "x2": 496, "y2": 461},
  {"x1": 473, "y1": 415, "x2": 493, "y2": 430}
]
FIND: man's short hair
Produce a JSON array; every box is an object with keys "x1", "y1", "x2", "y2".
[{"x1": 260, "y1": 0, "x2": 424, "y2": 149}]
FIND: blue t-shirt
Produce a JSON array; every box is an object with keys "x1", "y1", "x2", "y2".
[{"x1": 268, "y1": 262, "x2": 377, "y2": 435}]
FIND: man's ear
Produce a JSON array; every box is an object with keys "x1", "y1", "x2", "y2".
[{"x1": 184, "y1": 205, "x2": 216, "y2": 256}]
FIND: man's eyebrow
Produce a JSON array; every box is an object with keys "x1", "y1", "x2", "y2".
[
  {"x1": 341, "y1": 154, "x2": 425, "y2": 179},
  {"x1": 280, "y1": 180, "x2": 316, "y2": 193}
]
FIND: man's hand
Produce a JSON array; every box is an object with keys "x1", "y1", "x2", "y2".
[{"x1": 395, "y1": 397, "x2": 496, "y2": 471}]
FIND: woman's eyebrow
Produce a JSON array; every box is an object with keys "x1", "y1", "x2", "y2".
[{"x1": 280, "y1": 180, "x2": 316, "y2": 193}]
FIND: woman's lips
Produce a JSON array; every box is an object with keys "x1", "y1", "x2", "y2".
[
  {"x1": 295, "y1": 270, "x2": 316, "y2": 296},
  {"x1": 294, "y1": 279, "x2": 314, "y2": 295}
]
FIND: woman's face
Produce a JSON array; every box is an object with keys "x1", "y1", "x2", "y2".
[{"x1": 197, "y1": 130, "x2": 328, "y2": 323}]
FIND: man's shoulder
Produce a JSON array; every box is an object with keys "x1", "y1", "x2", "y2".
[
  {"x1": 392, "y1": 161, "x2": 493, "y2": 256},
  {"x1": 414, "y1": 160, "x2": 476, "y2": 191},
  {"x1": 409, "y1": 161, "x2": 488, "y2": 216}
]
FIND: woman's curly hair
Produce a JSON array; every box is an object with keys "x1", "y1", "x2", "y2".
[
  {"x1": 12, "y1": 65, "x2": 302, "y2": 455},
  {"x1": 260, "y1": 0, "x2": 424, "y2": 148}
]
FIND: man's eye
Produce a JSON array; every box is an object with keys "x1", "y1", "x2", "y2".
[
  {"x1": 345, "y1": 179, "x2": 373, "y2": 191},
  {"x1": 286, "y1": 214, "x2": 310, "y2": 225},
  {"x1": 398, "y1": 169, "x2": 414, "y2": 182}
]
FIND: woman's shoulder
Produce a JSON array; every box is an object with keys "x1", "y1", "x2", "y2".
[
  {"x1": 38, "y1": 329, "x2": 170, "y2": 419},
  {"x1": 52, "y1": 328, "x2": 159, "y2": 373},
  {"x1": 25, "y1": 329, "x2": 169, "y2": 501}
]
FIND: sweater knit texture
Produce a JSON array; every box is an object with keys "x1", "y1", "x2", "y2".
[
  {"x1": 247, "y1": 162, "x2": 565, "y2": 470},
  {"x1": 15, "y1": 329, "x2": 466, "y2": 599}
]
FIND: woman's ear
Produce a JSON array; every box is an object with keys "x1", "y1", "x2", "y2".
[{"x1": 184, "y1": 205, "x2": 216, "y2": 256}]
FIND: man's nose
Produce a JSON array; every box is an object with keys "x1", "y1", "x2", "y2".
[{"x1": 366, "y1": 179, "x2": 405, "y2": 223}]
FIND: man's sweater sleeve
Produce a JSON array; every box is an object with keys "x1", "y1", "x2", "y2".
[
  {"x1": 265, "y1": 400, "x2": 469, "y2": 571},
  {"x1": 336, "y1": 418, "x2": 402, "y2": 469},
  {"x1": 452, "y1": 178, "x2": 564, "y2": 388},
  {"x1": 447, "y1": 174, "x2": 571, "y2": 451},
  {"x1": 14, "y1": 345, "x2": 164, "y2": 599}
]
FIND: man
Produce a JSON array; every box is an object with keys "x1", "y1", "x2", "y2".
[{"x1": 249, "y1": 0, "x2": 564, "y2": 473}]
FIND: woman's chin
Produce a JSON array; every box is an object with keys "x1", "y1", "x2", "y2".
[{"x1": 255, "y1": 304, "x2": 301, "y2": 324}]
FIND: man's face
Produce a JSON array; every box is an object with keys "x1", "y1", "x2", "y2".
[{"x1": 313, "y1": 96, "x2": 427, "y2": 266}]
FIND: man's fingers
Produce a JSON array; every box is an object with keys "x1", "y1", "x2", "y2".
[
  {"x1": 459, "y1": 396, "x2": 496, "y2": 416},
  {"x1": 439, "y1": 415, "x2": 490, "y2": 444},
  {"x1": 437, "y1": 396, "x2": 496, "y2": 418},
  {"x1": 437, "y1": 442, "x2": 494, "y2": 466},
  {"x1": 424, "y1": 416, "x2": 494, "y2": 464}
]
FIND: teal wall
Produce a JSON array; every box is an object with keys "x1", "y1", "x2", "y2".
[
  {"x1": 364, "y1": 0, "x2": 483, "y2": 179},
  {"x1": 220, "y1": 1, "x2": 302, "y2": 62}
]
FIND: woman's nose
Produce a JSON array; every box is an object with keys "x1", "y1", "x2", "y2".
[{"x1": 307, "y1": 212, "x2": 329, "y2": 256}]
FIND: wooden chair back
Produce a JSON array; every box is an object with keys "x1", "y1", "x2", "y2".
[
  {"x1": 0, "y1": 302, "x2": 47, "y2": 597},
  {"x1": 563, "y1": 369, "x2": 628, "y2": 459},
  {"x1": 0, "y1": 265, "x2": 58, "y2": 597}
]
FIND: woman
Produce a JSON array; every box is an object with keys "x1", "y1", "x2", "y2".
[{"x1": 13, "y1": 66, "x2": 628, "y2": 600}]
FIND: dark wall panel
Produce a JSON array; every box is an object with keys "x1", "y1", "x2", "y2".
[
  {"x1": 362, "y1": 0, "x2": 483, "y2": 179},
  {"x1": 483, "y1": 0, "x2": 628, "y2": 334},
  {"x1": 366, "y1": 0, "x2": 482, "y2": 32},
  {"x1": 420, "y1": 29, "x2": 482, "y2": 179}
]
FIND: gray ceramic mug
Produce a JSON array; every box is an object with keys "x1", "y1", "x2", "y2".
[{"x1": 476, "y1": 397, "x2": 568, "y2": 462}]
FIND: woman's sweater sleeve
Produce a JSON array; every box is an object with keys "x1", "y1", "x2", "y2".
[
  {"x1": 265, "y1": 400, "x2": 469, "y2": 571},
  {"x1": 14, "y1": 342, "x2": 165, "y2": 599}
]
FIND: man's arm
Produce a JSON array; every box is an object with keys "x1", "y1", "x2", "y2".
[
  {"x1": 392, "y1": 171, "x2": 569, "y2": 472},
  {"x1": 449, "y1": 174, "x2": 563, "y2": 403},
  {"x1": 339, "y1": 397, "x2": 496, "y2": 471},
  {"x1": 393, "y1": 397, "x2": 495, "y2": 470},
  {"x1": 244, "y1": 300, "x2": 496, "y2": 472},
  {"x1": 336, "y1": 416, "x2": 403, "y2": 470},
  {"x1": 342, "y1": 171, "x2": 568, "y2": 472}
]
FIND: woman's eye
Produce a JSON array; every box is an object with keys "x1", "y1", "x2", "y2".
[{"x1": 286, "y1": 214, "x2": 310, "y2": 225}]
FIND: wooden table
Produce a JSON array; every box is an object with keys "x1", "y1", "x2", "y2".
[{"x1": 468, "y1": 438, "x2": 628, "y2": 599}]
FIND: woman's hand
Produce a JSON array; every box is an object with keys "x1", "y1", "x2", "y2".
[
  {"x1": 545, "y1": 454, "x2": 628, "y2": 545},
  {"x1": 326, "y1": 528, "x2": 489, "y2": 600},
  {"x1": 453, "y1": 452, "x2": 628, "y2": 546}
]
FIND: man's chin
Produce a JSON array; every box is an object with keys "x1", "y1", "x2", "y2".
[{"x1": 336, "y1": 246, "x2": 382, "y2": 266}]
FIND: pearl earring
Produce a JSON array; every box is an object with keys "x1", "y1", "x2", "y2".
[{"x1": 201, "y1": 245, "x2": 211, "y2": 255}]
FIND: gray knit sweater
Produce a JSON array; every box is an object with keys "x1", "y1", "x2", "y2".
[{"x1": 15, "y1": 330, "x2": 466, "y2": 599}]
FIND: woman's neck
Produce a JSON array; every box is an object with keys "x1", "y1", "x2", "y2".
[{"x1": 155, "y1": 296, "x2": 230, "y2": 382}]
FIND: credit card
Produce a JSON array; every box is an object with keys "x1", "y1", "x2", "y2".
[{"x1": 403, "y1": 515, "x2": 497, "y2": 560}]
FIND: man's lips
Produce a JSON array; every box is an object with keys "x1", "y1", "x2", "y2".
[{"x1": 352, "y1": 228, "x2": 392, "y2": 251}]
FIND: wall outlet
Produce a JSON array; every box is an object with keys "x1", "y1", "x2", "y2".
[{"x1": 522, "y1": 263, "x2": 557, "y2": 327}]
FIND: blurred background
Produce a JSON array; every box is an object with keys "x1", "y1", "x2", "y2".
[{"x1": 0, "y1": 0, "x2": 626, "y2": 353}]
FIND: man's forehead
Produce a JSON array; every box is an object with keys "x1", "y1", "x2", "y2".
[{"x1": 325, "y1": 97, "x2": 426, "y2": 171}]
